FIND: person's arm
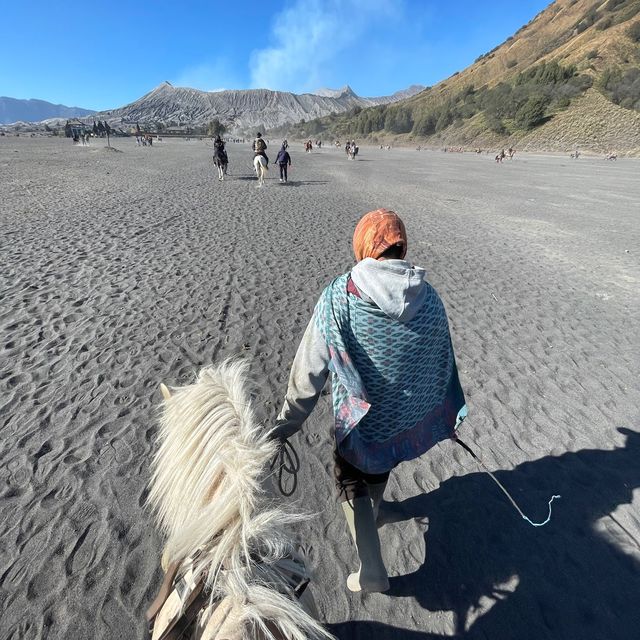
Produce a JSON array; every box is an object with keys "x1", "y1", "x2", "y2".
[{"x1": 273, "y1": 314, "x2": 330, "y2": 440}]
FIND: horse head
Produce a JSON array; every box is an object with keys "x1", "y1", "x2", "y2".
[{"x1": 148, "y1": 360, "x2": 333, "y2": 640}]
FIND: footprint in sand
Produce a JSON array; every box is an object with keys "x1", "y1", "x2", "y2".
[{"x1": 306, "y1": 432, "x2": 321, "y2": 446}]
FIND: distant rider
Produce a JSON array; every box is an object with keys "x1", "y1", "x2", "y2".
[
  {"x1": 214, "y1": 135, "x2": 228, "y2": 169},
  {"x1": 253, "y1": 132, "x2": 269, "y2": 167}
]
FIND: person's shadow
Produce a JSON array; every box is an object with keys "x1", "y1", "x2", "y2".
[{"x1": 331, "y1": 428, "x2": 640, "y2": 639}]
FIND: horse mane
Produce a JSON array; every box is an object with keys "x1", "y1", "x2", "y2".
[{"x1": 148, "y1": 359, "x2": 333, "y2": 640}]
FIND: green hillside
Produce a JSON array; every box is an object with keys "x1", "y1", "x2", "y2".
[{"x1": 276, "y1": 0, "x2": 640, "y2": 153}]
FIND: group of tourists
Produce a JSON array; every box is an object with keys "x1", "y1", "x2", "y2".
[
  {"x1": 73, "y1": 133, "x2": 91, "y2": 145},
  {"x1": 495, "y1": 147, "x2": 516, "y2": 163},
  {"x1": 252, "y1": 133, "x2": 292, "y2": 182},
  {"x1": 136, "y1": 134, "x2": 153, "y2": 146},
  {"x1": 346, "y1": 139, "x2": 359, "y2": 159}
]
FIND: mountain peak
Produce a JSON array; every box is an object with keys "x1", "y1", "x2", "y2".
[
  {"x1": 313, "y1": 85, "x2": 357, "y2": 98},
  {"x1": 152, "y1": 81, "x2": 174, "y2": 92}
]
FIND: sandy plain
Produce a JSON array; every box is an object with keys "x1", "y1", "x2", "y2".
[{"x1": 1, "y1": 136, "x2": 639, "y2": 640}]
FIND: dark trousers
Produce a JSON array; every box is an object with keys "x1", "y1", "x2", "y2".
[
  {"x1": 334, "y1": 449, "x2": 390, "y2": 502},
  {"x1": 279, "y1": 163, "x2": 288, "y2": 181}
]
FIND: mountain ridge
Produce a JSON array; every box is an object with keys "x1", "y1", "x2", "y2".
[
  {"x1": 0, "y1": 97, "x2": 95, "y2": 125},
  {"x1": 286, "y1": 0, "x2": 640, "y2": 154},
  {"x1": 89, "y1": 83, "x2": 425, "y2": 134}
]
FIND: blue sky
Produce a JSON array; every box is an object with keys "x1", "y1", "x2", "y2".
[{"x1": 1, "y1": 0, "x2": 550, "y2": 110}]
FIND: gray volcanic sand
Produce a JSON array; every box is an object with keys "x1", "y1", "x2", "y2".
[{"x1": 1, "y1": 137, "x2": 639, "y2": 640}]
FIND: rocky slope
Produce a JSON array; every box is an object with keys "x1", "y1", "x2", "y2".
[
  {"x1": 427, "y1": 87, "x2": 640, "y2": 153},
  {"x1": 0, "y1": 97, "x2": 94, "y2": 125},
  {"x1": 92, "y1": 82, "x2": 424, "y2": 134}
]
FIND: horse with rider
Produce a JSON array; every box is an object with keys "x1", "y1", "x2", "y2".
[{"x1": 212, "y1": 135, "x2": 228, "y2": 180}]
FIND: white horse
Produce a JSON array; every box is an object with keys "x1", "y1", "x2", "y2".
[
  {"x1": 253, "y1": 155, "x2": 268, "y2": 187},
  {"x1": 146, "y1": 360, "x2": 333, "y2": 640}
]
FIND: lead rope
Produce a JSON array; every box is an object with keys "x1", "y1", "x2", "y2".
[{"x1": 456, "y1": 437, "x2": 560, "y2": 527}]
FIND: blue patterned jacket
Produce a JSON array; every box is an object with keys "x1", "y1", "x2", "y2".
[{"x1": 276, "y1": 261, "x2": 466, "y2": 473}]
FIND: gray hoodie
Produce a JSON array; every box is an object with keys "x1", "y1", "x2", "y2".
[{"x1": 275, "y1": 258, "x2": 429, "y2": 438}]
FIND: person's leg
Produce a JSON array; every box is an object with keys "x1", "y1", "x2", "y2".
[
  {"x1": 367, "y1": 480, "x2": 387, "y2": 522},
  {"x1": 335, "y1": 450, "x2": 389, "y2": 592},
  {"x1": 283, "y1": 164, "x2": 288, "y2": 182}
]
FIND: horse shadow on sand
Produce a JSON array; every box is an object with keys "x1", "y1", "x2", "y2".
[
  {"x1": 280, "y1": 180, "x2": 329, "y2": 187},
  {"x1": 230, "y1": 176, "x2": 328, "y2": 186},
  {"x1": 329, "y1": 428, "x2": 640, "y2": 640}
]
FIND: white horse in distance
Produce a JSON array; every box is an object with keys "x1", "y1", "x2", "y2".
[
  {"x1": 146, "y1": 360, "x2": 332, "y2": 640},
  {"x1": 253, "y1": 155, "x2": 268, "y2": 187}
]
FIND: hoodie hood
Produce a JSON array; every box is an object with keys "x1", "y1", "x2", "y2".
[{"x1": 351, "y1": 258, "x2": 428, "y2": 322}]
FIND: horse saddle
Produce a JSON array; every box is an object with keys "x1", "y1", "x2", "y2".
[{"x1": 146, "y1": 553, "x2": 311, "y2": 640}]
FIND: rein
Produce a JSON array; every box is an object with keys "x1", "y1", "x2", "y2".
[{"x1": 270, "y1": 438, "x2": 301, "y2": 497}]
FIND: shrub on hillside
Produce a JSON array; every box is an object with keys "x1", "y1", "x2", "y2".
[
  {"x1": 516, "y1": 60, "x2": 577, "y2": 85},
  {"x1": 485, "y1": 112, "x2": 506, "y2": 134},
  {"x1": 435, "y1": 110, "x2": 453, "y2": 133},
  {"x1": 599, "y1": 66, "x2": 640, "y2": 110},
  {"x1": 606, "y1": 0, "x2": 626, "y2": 10},
  {"x1": 351, "y1": 105, "x2": 386, "y2": 135},
  {"x1": 207, "y1": 118, "x2": 226, "y2": 137},
  {"x1": 515, "y1": 94, "x2": 550, "y2": 129},
  {"x1": 587, "y1": 49, "x2": 599, "y2": 59},
  {"x1": 384, "y1": 107, "x2": 413, "y2": 133},
  {"x1": 627, "y1": 20, "x2": 640, "y2": 42},
  {"x1": 615, "y1": 3, "x2": 640, "y2": 24},
  {"x1": 567, "y1": 73, "x2": 594, "y2": 91},
  {"x1": 596, "y1": 15, "x2": 614, "y2": 30},
  {"x1": 575, "y1": 8, "x2": 599, "y2": 33},
  {"x1": 412, "y1": 112, "x2": 437, "y2": 136},
  {"x1": 306, "y1": 120, "x2": 324, "y2": 135}
]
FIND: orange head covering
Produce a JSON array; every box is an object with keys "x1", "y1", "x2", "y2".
[{"x1": 352, "y1": 208, "x2": 407, "y2": 262}]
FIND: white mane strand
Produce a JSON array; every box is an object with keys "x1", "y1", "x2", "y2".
[{"x1": 148, "y1": 359, "x2": 333, "y2": 640}]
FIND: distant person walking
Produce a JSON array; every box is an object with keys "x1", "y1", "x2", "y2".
[{"x1": 276, "y1": 144, "x2": 291, "y2": 182}]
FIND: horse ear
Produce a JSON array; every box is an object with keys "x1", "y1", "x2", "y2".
[{"x1": 160, "y1": 383, "x2": 171, "y2": 400}]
